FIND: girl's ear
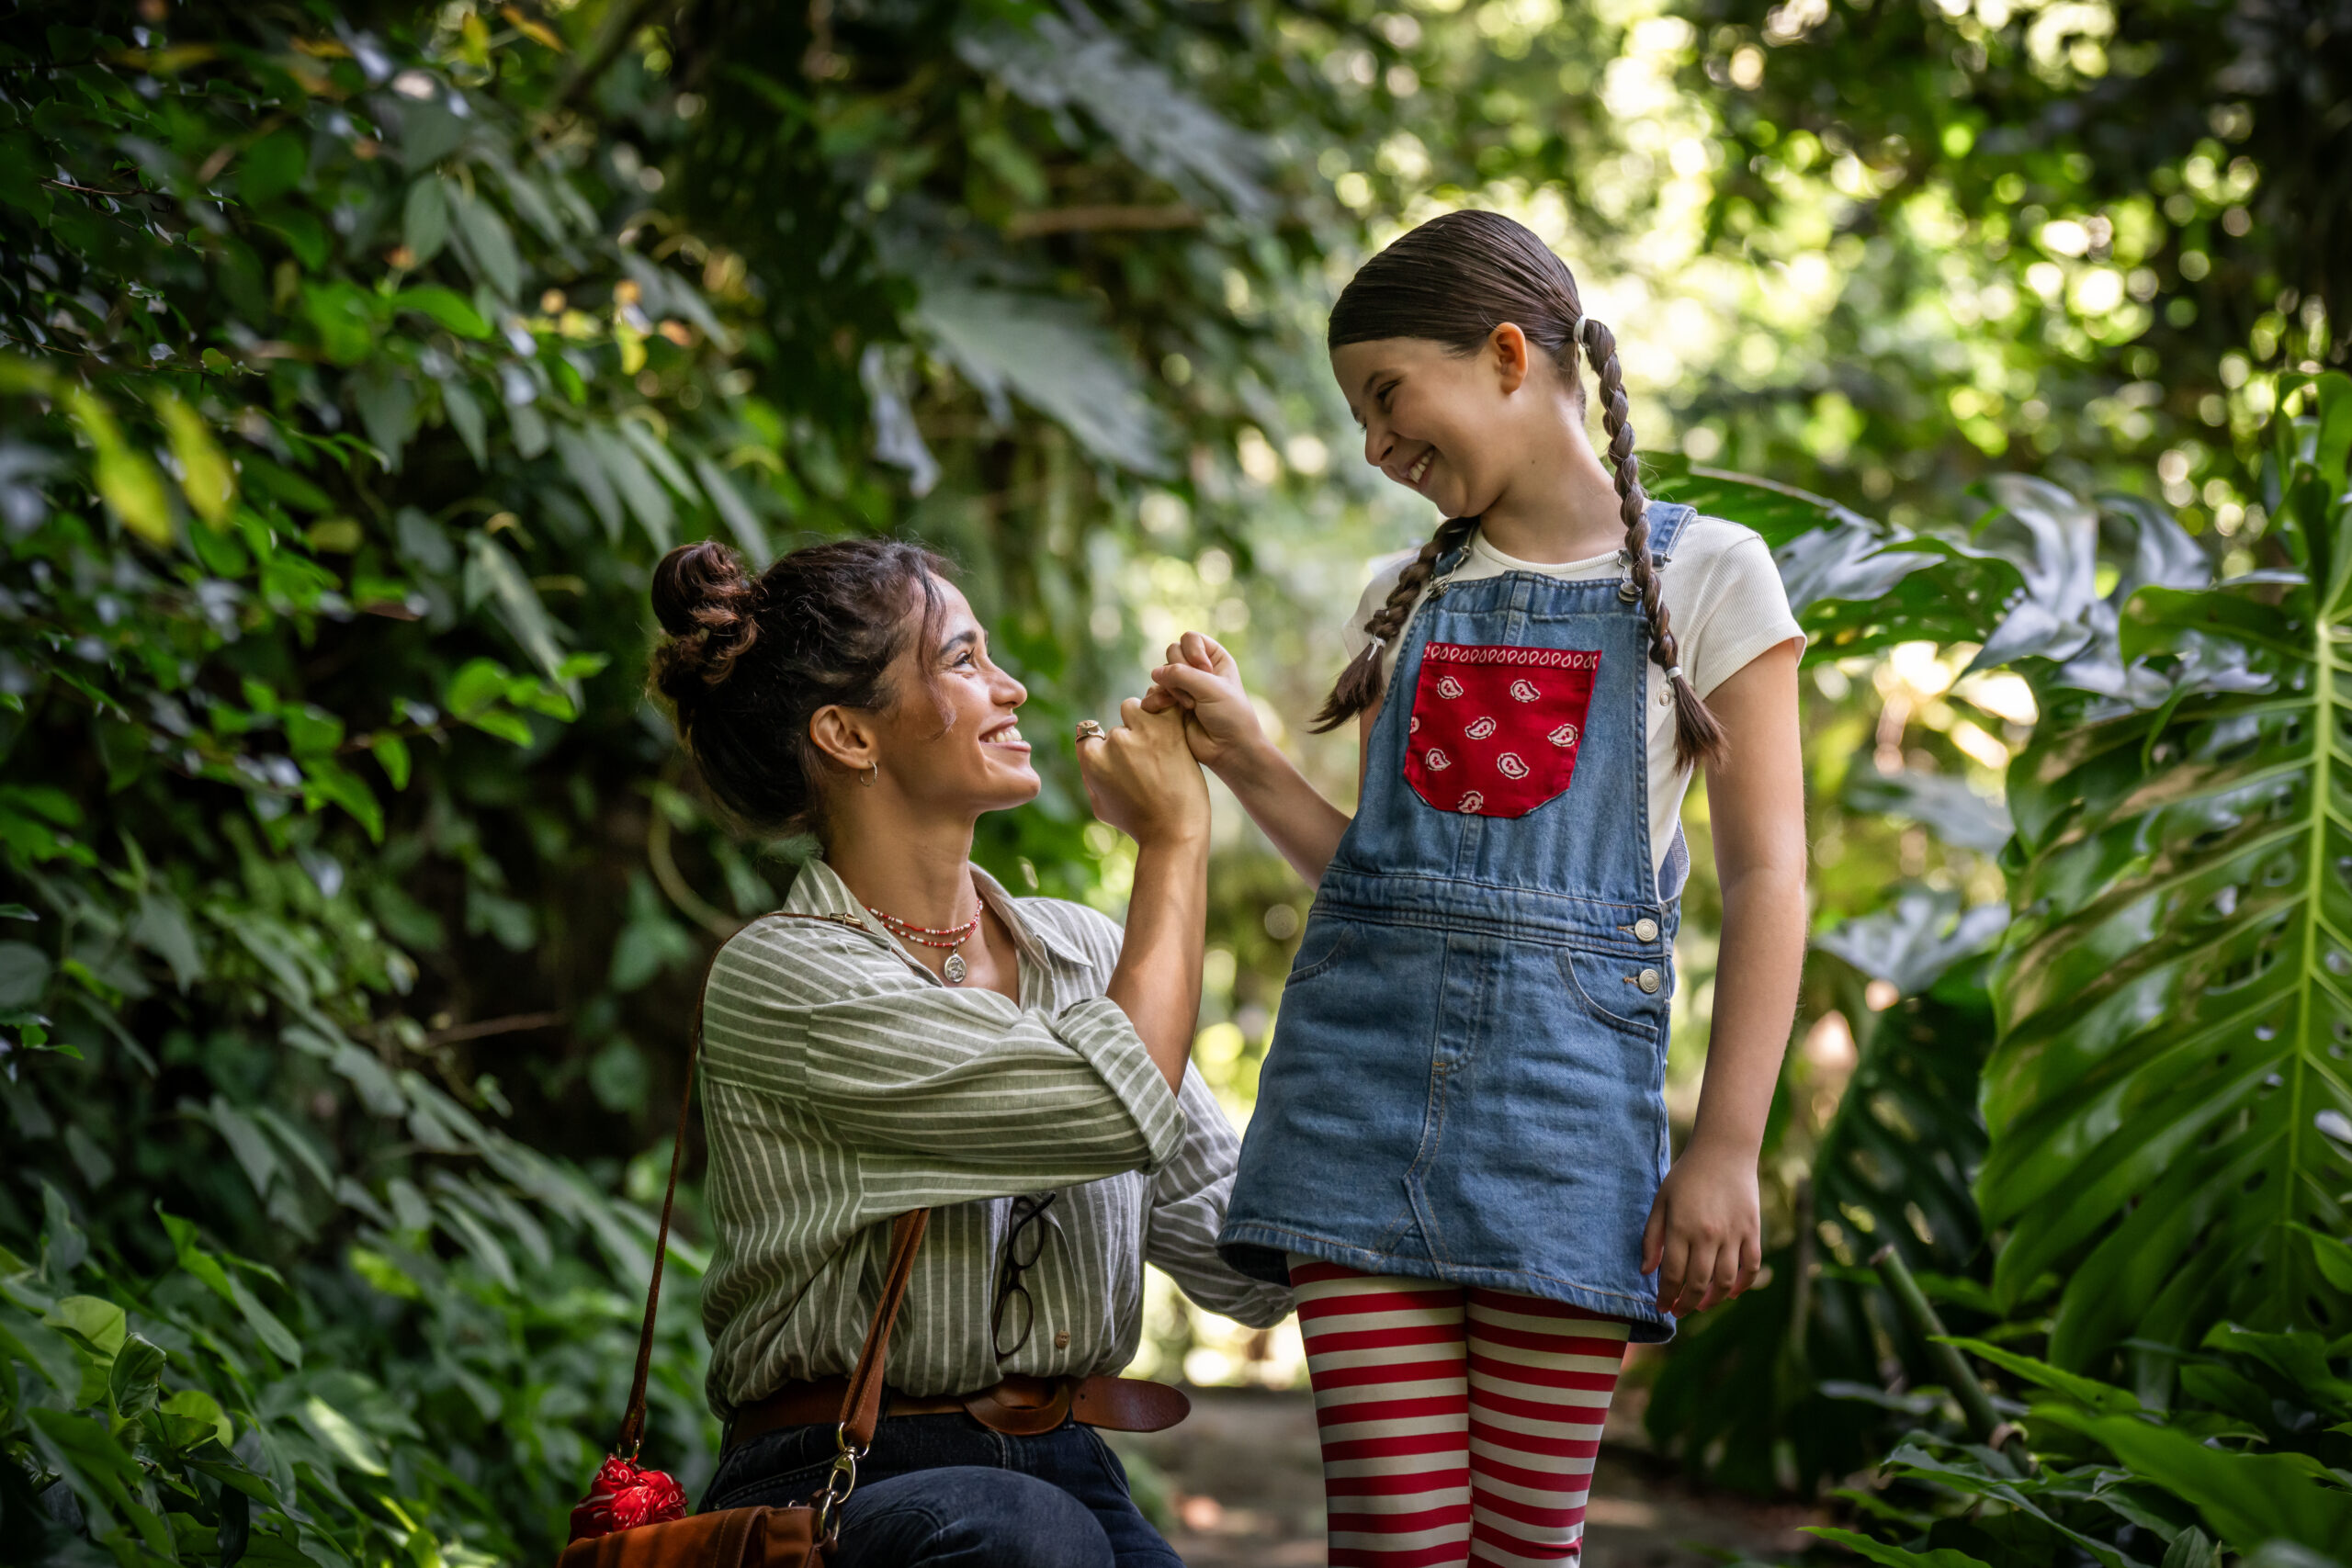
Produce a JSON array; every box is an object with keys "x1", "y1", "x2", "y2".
[
  {"x1": 1487, "y1": 321, "x2": 1533, "y2": 394},
  {"x1": 807, "y1": 705, "x2": 877, "y2": 773}
]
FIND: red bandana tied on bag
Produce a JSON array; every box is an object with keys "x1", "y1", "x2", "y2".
[
  {"x1": 1403, "y1": 643, "x2": 1600, "y2": 818},
  {"x1": 570, "y1": 1454, "x2": 690, "y2": 1540}
]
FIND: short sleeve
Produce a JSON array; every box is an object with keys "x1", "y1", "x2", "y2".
[
  {"x1": 1686, "y1": 532, "x2": 1804, "y2": 698},
  {"x1": 1340, "y1": 552, "x2": 1419, "y2": 689}
]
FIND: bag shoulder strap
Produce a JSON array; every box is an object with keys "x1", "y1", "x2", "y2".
[{"x1": 614, "y1": 912, "x2": 929, "y2": 1457}]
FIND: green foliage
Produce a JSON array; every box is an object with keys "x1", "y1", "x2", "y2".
[
  {"x1": 1797, "y1": 1326, "x2": 2352, "y2": 1565},
  {"x1": 1668, "y1": 0, "x2": 2348, "y2": 536},
  {"x1": 1987, "y1": 373, "x2": 2352, "y2": 1369},
  {"x1": 2, "y1": 0, "x2": 2344, "y2": 1558},
  {"x1": 0, "y1": 0, "x2": 1499, "y2": 1559},
  {"x1": 1653, "y1": 379, "x2": 2352, "y2": 1539}
]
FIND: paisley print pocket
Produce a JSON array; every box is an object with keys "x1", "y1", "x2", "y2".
[{"x1": 1402, "y1": 643, "x2": 1599, "y2": 818}]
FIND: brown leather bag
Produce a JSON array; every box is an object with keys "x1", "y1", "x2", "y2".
[{"x1": 559, "y1": 933, "x2": 932, "y2": 1568}]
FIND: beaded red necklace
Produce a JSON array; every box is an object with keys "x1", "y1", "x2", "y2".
[{"x1": 865, "y1": 893, "x2": 982, "y2": 984}]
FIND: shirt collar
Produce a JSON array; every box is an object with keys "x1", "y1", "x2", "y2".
[{"x1": 970, "y1": 864, "x2": 1092, "y2": 969}]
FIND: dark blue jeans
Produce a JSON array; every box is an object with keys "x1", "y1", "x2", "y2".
[{"x1": 700, "y1": 1414, "x2": 1181, "y2": 1568}]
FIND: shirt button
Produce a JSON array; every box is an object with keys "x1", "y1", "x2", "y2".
[
  {"x1": 1636, "y1": 968, "x2": 1662, "y2": 995},
  {"x1": 1633, "y1": 918, "x2": 1659, "y2": 943},
  {"x1": 1054, "y1": 1331, "x2": 1070, "y2": 1349}
]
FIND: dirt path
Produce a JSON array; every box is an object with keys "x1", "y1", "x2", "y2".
[{"x1": 1106, "y1": 1387, "x2": 1823, "y2": 1566}]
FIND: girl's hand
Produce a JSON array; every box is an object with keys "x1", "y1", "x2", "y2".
[
  {"x1": 1640, "y1": 1140, "x2": 1762, "y2": 1316},
  {"x1": 1141, "y1": 632, "x2": 1266, "y2": 773},
  {"x1": 1076, "y1": 698, "x2": 1210, "y2": 849}
]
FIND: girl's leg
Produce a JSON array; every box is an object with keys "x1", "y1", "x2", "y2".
[
  {"x1": 1462, "y1": 1290, "x2": 1631, "y2": 1566},
  {"x1": 1288, "y1": 1258, "x2": 1473, "y2": 1568}
]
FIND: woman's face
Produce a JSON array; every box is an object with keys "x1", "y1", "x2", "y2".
[
  {"x1": 864, "y1": 578, "x2": 1038, "y2": 817},
  {"x1": 1331, "y1": 333, "x2": 1553, "y2": 520}
]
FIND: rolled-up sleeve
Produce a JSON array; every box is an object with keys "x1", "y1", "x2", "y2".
[
  {"x1": 1143, "y1": 1067, "x2": 1295, "y2": 1328},
  {"x1": 702, "y1": 919, "x2": 1186, "y2": 1201}
]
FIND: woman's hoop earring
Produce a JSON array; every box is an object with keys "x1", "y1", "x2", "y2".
[{"x1": 862, "y1": 761, "x2": 878, "y2": 787}]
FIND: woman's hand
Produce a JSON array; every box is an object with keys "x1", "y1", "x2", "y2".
[
  {"x1": 1640, "y1": 1139, "x2": 1762, "y2": 1317},
  {"x1": 1076, "y1": 698, "x2": 1209, "y2": 849},
  {"x1": 1082, "y1": 700, "x2": 1210, "y2": 1092},
  {"x1": 1141, "y1": 632, "x2": 1267, "y2": 773}
]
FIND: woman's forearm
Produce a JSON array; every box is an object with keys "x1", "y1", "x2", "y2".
[
  {"x1": 1105, "y1": 832, "x2": 1211, "y2": 1091},
  {"x1": 1213, "y1": 740, "x2": 1352, "y2": 886}
]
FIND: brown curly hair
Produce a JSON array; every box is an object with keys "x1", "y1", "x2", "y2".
[
  {"x1": 1312, "y1": 210, "x2": 1725, "y2": 773},
  {"x1": 648, "y1": 536, "x2": 950, "y2": 838}
]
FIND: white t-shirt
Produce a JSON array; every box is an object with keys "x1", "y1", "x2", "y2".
[{"x1": 1341, "y1": 517, "x2": 1804, "y2": 874}]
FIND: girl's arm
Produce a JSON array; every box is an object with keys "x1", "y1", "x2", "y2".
[
  {"x1": 1642, "y1": 638, "x2": 1807, "y2": 1316},
  {"x1": 1145, "y1": 632, "x2": 1355, "y2": 886}
]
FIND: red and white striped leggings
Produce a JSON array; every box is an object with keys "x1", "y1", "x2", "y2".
[{"x1": 1288, "y1": 1258, "x2": 1631, "y2": 1567}]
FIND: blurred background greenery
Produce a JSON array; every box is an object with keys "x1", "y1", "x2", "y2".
[{"x1": 3, "y1": 0, "x2": 2347, "y2": 1562}]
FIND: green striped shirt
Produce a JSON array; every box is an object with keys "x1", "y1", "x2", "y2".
[{"x1": 699, "y1": 858, "x2": 1293, "y2": 1416}]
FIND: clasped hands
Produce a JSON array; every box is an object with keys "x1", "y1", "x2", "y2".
[{"x1": 1070, "y1": 633, "x2": 1261, "y2": 851}]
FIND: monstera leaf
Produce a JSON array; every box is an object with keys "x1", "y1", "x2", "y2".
[
  {"x1": 1648, "y1": 458, "x2": 2018, "y2": 658},
  {"x1": 1983, "y1": 374, "x2": 2352, "y2": 1370},
  {"x1": 1846, "y1": 770, "x2": 2016, "y2": 856}
]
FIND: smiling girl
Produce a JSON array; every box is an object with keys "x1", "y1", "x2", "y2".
[{"x1": 1146, "y1": 210, "x2": 1807, "y2": 1566}]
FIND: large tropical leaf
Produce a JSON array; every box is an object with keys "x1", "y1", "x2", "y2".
[
  {"x1": 912, "y1": 280, "x2": 1175, "y2": 478},
  {"x1": 1845, "y1": 770, "x2": 2015, "y2": 856},
  {"x1": 1982, "y1": 373, "x2": 2352, "y2": 1370},
  {"x1": 1649, "y1": 458, "x2": 2018, "y2": 659}
]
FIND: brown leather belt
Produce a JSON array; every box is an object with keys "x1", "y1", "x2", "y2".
[{"x1": 727, "y1": 1373, "x2": 1189, "y2": 1450}]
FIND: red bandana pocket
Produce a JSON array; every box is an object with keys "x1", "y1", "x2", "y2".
[{"x1": 1402, "y1": 643, "x2": 1600, "y2": 818}]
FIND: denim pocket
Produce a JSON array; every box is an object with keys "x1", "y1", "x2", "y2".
[
  {"x1": 1403, "y1": 642, "x2": 1600, "y2": 818},
  {"x1": 1080, "y1": 1427, "x2": 1133, "y2": 1496},
  {"x1": 701, "y1": 1456, "x2": 830, "y2": 1514},
  {"x1": 1283, "y1": 918, "x2": 1358, "y2": 986},
  {"x1": 700, "y1": 1423, "x2": 835, "y2": 1513},
  {"x1": 1556, "y1": 945, "x2": 1668, "y2": 1043}
]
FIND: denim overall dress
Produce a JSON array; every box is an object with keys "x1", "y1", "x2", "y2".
[{"x1": 1218, "y1": 502, "x2": 1696, "y2": 1342}]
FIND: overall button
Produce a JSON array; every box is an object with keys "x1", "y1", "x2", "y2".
[
  {"x1": 1633, "y1": 918, "x2": 1659, "y2": 943},
  {"x1": 1635, "y1": 968, "x2": 1662, "y2": 995}
]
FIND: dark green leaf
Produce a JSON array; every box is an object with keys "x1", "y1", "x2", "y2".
[
  {"x1": 396, "y1": 287, "x2": 490, "y2": 339},
  {"x1": 301, "y1": 282, "x2": 379, "y2": 367},
  {"x1": 107, "y1": 1333, "x2": 166, "y2": 1418},
  {"x1": 1984, "y1": 376, "x2": 2352, "y2": 1365},
  {"x1": 1804, "y1": 1527, "x2": 1992, "y2": 1568},
  {"x1": 240, "y1": 130, "x2": 307, "y2": 207},
  {"x1": 449, "y1": 188, "x2": 521, "y2": 299},
  {"x1": 402, "y1": 175, "x2": 451, "y2": 263}
]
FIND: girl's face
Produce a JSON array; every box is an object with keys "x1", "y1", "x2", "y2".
[
  {"x1": 864, "y1": 579, "x2": 1039, "y2": 818},
  {"x1": 1331, "y1": 333, "x2": 1562, "y2": 520}
]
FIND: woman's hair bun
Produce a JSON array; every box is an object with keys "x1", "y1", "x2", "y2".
[
  {"x1": 650, "y1": 539, "x2": 761, "y2": 690},
  {"x1": 647, "y1": 535, "x2": 951, "y2": 840}
]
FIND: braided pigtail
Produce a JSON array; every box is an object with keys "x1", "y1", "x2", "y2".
[
  {"x1": 1310, "y1": 513, "x2": 1480, "y2": 733},
  {"x1": 1579, "y1": 317, "x2": 1725, "y2": 773}
]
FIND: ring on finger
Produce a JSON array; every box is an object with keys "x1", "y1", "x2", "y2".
[{"x1": 1074, "y1": 719, "x2": 1105, "y2": 741}]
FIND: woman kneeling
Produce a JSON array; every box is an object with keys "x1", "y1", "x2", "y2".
[{"x1": 649, "y1": 537, "x2": 1289, "y2": 1567}]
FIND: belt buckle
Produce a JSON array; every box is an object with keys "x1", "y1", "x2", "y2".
[{"x1": 964, "y1": 1376, "x2": 1074, "y2": 1436}]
